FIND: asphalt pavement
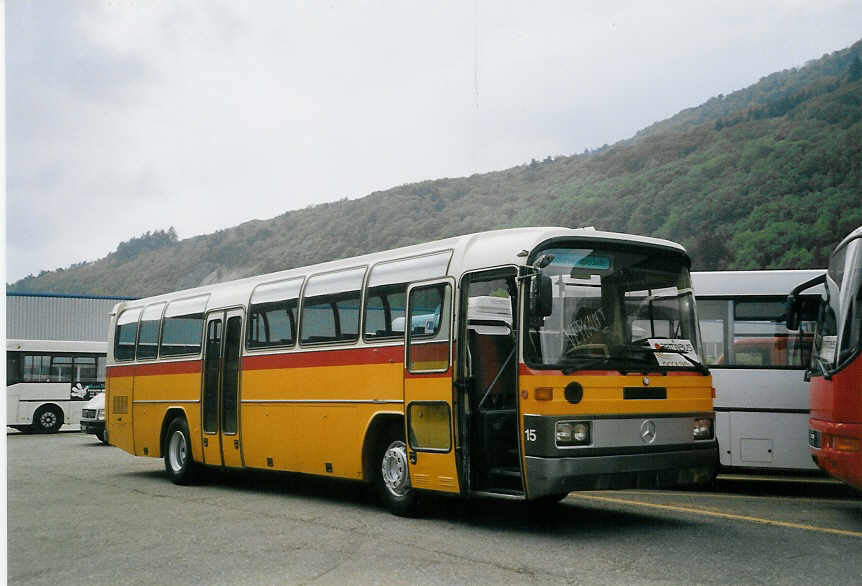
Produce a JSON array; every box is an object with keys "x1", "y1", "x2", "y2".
[{"x1": 6, "y1": 430, "x2": 862, "y2": 585}]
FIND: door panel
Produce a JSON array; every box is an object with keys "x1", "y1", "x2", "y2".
[
  {"x1": 201, "y1": 309, "x2": 245, "y2": 468},
  {"x1": 220, "y1": 312, "x2": 244, "y2": 467},
  {"x1": 404, "y1": 279, "x2": 460, "y2": 494},
  {"x1": 202, "y1": 317, "x2": 223, "y2": 465}
]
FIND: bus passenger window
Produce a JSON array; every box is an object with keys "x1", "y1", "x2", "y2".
[
  {"x1": 364, "y1": 285, "x2": 406, "y2": 340},
  {"x1": 137, "y1": 303, "x2": 165, "y2": 360},
  {"x1": 697, "y1": 299, "x2": 729, "y2": 366},
  {"x1": 49, "y1": 356, "x2": 73, "y2": 382},
  {"x1": 160, "y1": 296, "x2": 208, "y2": 357},
  {"x1": 7, "y1": 353, "x2": 22, "y2": 385},
  {"x1": 300, "y1": 267, "x2": 365, "y2": 345},
  {"x1": 247, "y1": 300, "x2": 297, "y2": 348},
  {"x1": 160, "y1": 314, "x2": 205, "y2": 356},
  {"x1": 247, "y1": 277, "x2": 302, "y2": 349},
  {"x1": 731, "y1": 298, "x2": 816, "y2": 368},
  {"x1": 23, "y1": 355, "x2": 51, "y2": 382},
  {"x1": 115, "y1": 308, "x2": 141, "y2": 362}
]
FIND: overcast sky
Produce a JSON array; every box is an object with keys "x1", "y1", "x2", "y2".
[{"x1": 5, "y1": 1, "x2": 862, "y2": 283}]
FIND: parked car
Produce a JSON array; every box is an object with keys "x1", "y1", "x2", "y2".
[{"x1": 80, "y1": 392, "x2": 107, "y2": 444}]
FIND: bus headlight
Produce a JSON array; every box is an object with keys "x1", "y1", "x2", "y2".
[
  {"x1": 693, "y1": 418, "x2": 713, "y2": 440},
  {"x1": 556, "y1": 421, "x2": 591, "y2": 446},
  {"x1": 96, "y1": 409, "x2": 105, "y2": 420}
]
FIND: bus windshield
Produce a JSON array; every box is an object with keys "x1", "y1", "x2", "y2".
[
  {"x1": 814, "y1": 236, "x2": 862, "y2": 370},
  {"x1": 525, "y1": 244, "x2": 704, "y2": 373}
]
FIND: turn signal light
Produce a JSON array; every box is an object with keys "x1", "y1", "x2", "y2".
[
  {"x1": 535, "y1": 387, "x2": 553, "y2": 401},
  {"x1": 832, "y1": 436, "x2": 861, "y2": 452}
]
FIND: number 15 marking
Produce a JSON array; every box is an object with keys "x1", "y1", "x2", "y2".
[{"x1": 524, "y1": 428, "x2": 537, "y2": 442}]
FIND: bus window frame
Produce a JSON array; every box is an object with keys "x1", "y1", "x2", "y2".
[
  {"x1": 362, "y1": 251, "x2": 453, "y2": 344},
  {"x1": 135, "y1": 302, "x2": 167, "y2": 362},
  {"x1": 298, "y1": 266, "x2": 367, "y2": 348},
  {"x1": 158, "y1": 295, "x2": 210, "y2": 359},
  {"x1": 245, "y1": 276, "x2": 304, "y2": 352},
  {"x1": 698, "y1": 295, "x2": 818, "y2": 370}
]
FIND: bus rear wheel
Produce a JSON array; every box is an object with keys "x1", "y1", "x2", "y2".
[
  {"x1": 376, "y1": 437, "x2": 418, "y2": 516},
  {"x1": 164, "y1": 417, "x2": 200, "y2": 485},
  {"x1": 33, "y1": 405, "x2": 63, "y2": 434}
]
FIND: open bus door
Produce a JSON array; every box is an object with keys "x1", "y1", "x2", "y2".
[{"x1": 403, "y1": 279, "x2": 460, "y2": 494}]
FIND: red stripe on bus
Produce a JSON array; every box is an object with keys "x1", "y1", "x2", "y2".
[
  {"x1": 242, "y1": 345, "x2": 404, "y2": 371},
  {"x1": 107, "y1": 360, "x2": 202, "y2": 378}
]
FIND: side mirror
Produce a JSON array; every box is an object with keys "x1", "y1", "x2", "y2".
[
  {"x1": 785, "y1": 295, "x2": 800, "y2": 331},
  {"x1": 530, "y1": 274, "x2": 553, "y2": 319}
]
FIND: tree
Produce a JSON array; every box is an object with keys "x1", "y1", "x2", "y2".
[{"x1": 848, "y1": 55, "x2": 862, "y2": 82}]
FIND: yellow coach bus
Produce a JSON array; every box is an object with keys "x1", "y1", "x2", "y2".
[{"x1": 106, "y1": 227, "x2": 716, "y2": 514}]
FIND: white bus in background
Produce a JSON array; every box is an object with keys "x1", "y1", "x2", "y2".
[
  {"x1": 692, "y1": 270, "x2": 824, "y2": 472},
  {"x1": 6, "y1": 339, "x2": 107, "y2": 433}
]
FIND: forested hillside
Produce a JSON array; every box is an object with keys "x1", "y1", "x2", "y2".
[{"x1": 9, "y1": 40, "x2": 862, "y2": 297}]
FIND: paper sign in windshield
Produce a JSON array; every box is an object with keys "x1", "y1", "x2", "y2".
[
  {"x1": 819, "y1": 336, "x2": 837, "y2": 362},
  {"x1": 648, "y1": 338, "x2": 699, "y2": 368}
]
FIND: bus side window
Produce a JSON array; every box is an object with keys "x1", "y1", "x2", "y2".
[
  {"x1": 23, "y1": 355, "x2": 51, "y2": 382},
  {"x1": 247, "y1": 277, "x2": 303, "y2": 349},
  {"x1": 137, "y1": 303, "x2": 166, "y2": 360},
  {"x1": 364, "y1": 285, "x2": 406, "y2": 340},
  {"x1": 7, "y1": 352, "x2": 22, "y2": 385},
  {"x1": 247, "y1": 300, "x2": 297, "y2": 348},
  {"x1": 160, "y1": 314, "x2": 205, "y2": 356},
  {"x1": 115, "y1": 308, "x2": 142, "y2": 362},
  {"x1": 300, "y1": 267, "x2": 365, "y2": 345},
  {"x1": 159, "y1": 296, "x2": 208, "y2": 357}
]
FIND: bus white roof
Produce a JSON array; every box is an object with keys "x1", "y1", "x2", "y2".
[
  {"x1": 112, "y1": 227, "x2": 687, "y2": 316},
  {"x1": 6, "y1": 339, "x2": 108, "y2": 353},
  {"x1": 692, "y1": 270, "x2": 825, "y2": 297}
]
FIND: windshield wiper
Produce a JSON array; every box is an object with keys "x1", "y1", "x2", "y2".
[{"x1": 560, "y1": 357, "x2": 618, "y2": 375}]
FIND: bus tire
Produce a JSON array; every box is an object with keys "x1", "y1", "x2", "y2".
[
  {"x1": 376, "y1": 436, "x2": 418, "y2": 516},
  {"x1": 164, "y1": 417, "x2": 200, "y2": 485},
  {"x1": 33, "y1": 405, "x2": 63, "y2": 434},
  {"x1": 96, "y1": 429, "x2": 108, "y2": 444}
]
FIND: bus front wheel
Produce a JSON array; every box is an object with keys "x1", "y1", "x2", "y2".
[
  {"x1": 164, "y1": 417, "x2": 200, "y2": 485},
  {"x1": 33, "y1": 405, "x2": 63, "y2": 434},
  {"x1": 376, "y1": 437, "x2": 418, "y2": 516}
]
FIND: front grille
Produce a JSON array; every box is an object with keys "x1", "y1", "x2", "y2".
[{"x1": 82, "y1": 409, "x2": 96, "y2": 419}]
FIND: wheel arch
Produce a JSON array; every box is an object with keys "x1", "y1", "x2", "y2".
[
  {"x1": 160, "y1": 407, "x2": 191, "y2": 460},
  {"x1": 362, "y1": 412, "x2": 405, "y2": 483}
]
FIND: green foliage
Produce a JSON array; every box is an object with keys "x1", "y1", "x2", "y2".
[
  {"x1": 113, "y1": 228, "x2": 178, "y2": 262},
  {"x1": 8, "y1": 40, "x2": 862, "y2": 297}
]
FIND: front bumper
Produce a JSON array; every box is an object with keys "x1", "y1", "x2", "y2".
[
  {"x1": 525, "y1": 444, "x2": 717, "y2": 498},
  {"x1": 809, "y1": 419, "x2": 862, "y2": 489},
  {"x1": 80, "y1": 420, "x2": 105, "y2": 435}
]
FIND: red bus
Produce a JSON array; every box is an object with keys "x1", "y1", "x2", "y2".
[{"x1": 788, "y1": 226, "x2": 862, "y2": 489}]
